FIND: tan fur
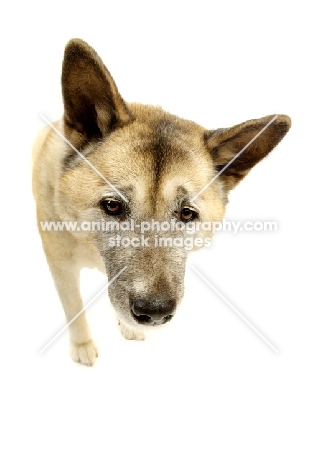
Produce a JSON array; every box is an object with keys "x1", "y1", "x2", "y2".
[{"x1": 32, "y1": 39, "x2": 291, "y2": 365}]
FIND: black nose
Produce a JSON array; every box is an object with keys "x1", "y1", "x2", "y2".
[{"x1": 131, "y1": 298, "x2": 176, "y2": 325}]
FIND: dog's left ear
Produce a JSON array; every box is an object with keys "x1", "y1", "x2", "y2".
[
  {"x1": 62, "y1": 38, "x2": 134, "y2": 142},
  {"x1": 204, "y1": 115, "x2": 291, "y2": 191}
]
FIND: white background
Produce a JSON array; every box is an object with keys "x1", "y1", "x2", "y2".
[{"x1": 1, "y1": 1, "x2": 310, "y2": 467}]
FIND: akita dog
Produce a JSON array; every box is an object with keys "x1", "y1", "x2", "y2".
[{"x1": 32, "y1": 39, "x2": 291, "y2": 365}]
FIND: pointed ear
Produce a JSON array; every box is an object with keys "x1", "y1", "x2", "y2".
[
  {"x1": 61, "y1": 38, "x2": 134, "y2": 142},
  {"x1": 204, "y1": 115, "x2": 291, "y2": 191}
]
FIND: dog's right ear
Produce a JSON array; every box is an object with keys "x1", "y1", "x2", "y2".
[
  {"x1": 62, "y1": 39, "x2": 134, "y2": 142},
  {"x1": 204, "y1": 114, "x2": 291, "y2": 192}
]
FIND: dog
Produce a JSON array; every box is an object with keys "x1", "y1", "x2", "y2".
[{"x1": 32, "y1": 38, "x2": 291, "y2": 366}]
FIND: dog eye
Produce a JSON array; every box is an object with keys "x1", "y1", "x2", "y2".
[
  {"x1": 180, "y1": 207, "x2": 197, "y2": 222},
  {"x1": 100, "y1": 199, "x2": 123, "y2": 216}
]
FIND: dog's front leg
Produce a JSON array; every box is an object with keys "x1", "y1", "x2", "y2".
[
  {"x1": 49, "y1": 263, "x2": 98, "y2": 366},
  {"x1": 117, "y1": 319, "x2": 146, "y2": 341}
]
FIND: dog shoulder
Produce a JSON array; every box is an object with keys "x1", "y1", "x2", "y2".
[{"x1": 32, "y1": 120, "x2": 65, "y2": 200}]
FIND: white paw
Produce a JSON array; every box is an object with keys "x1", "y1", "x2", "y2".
[
  {"x1": 118, "y1": 320, "x2": 146, "y2": 341},
  {"x1": 70, "y1": 340, "x2": 98, "y2": 366}
]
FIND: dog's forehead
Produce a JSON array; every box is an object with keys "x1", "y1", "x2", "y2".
[{"x1": 96, "y1": 114, "x2": 215, "y2": 207}]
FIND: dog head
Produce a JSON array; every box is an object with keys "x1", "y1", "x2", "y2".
[{"x1": 57, "y1": 39, "x2": 291, "y2": 329}]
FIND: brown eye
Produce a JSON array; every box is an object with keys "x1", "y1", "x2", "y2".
[
  {"x1": 100, "y1": 199, "x2": 123, "y2": 216},
  {"x1": 180, "y1": 207, "x2": 197, "y2": 222}
]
